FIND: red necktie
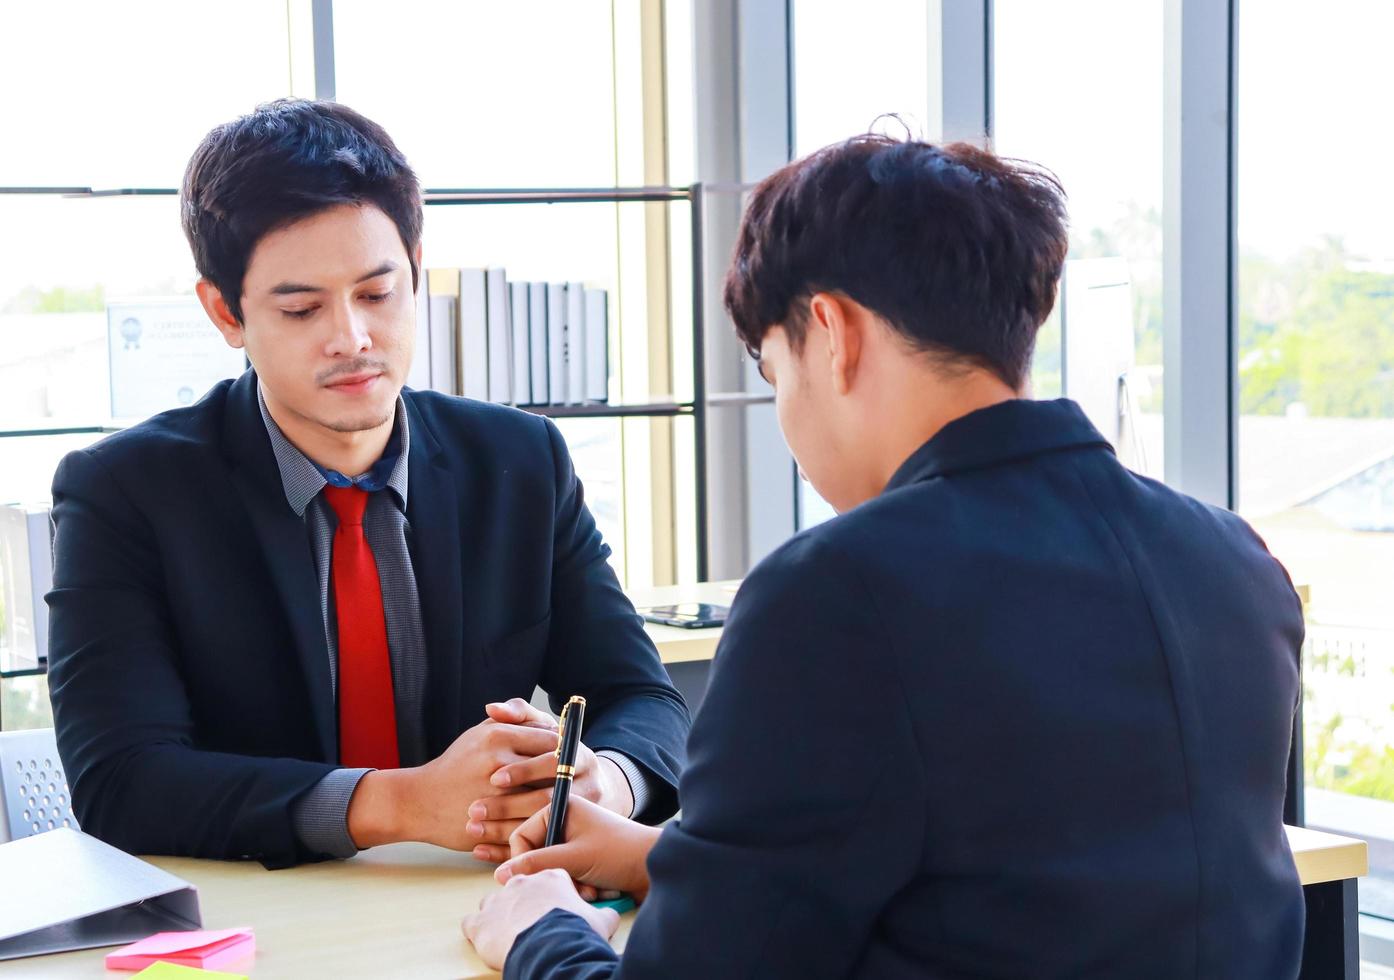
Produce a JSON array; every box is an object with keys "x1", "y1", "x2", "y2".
[{"x1": 323, "y1": 485, "x2": 400, "y2": 770}]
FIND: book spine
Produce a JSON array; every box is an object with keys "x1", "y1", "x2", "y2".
[
  {"x1": 428, "y1": 296, "x2": 457, "y2": 394},
  {"x1": 485, "y1": 268, "x2": 511, "y2": 404},
  {"x1": 583, "y1": 289, "x2": 609, "y2": 403},
  {"x1": 529, "y1": 282, "x2": 549, "y2": 405},
  {"x1": 547, "y1": 284, "x2": 567, "y2": 405},
  {"x1": 458, "y1": 269, "x2": 490, "y2": 400},
  {"x1": 406, "y1": 278, "x2": 431, "y2": 391},
  {"x1": 566, "y1": 283, "x2": 586, "y2": 406},
  {"x1": 27, "y1": 509, "x2": 51, "y2": 663},
  {"x1": 0, "y1": 506, "x2": 41, "y2": 670},
  {"x1": 510, "y1": 281, "x2": 532, "y2": 405}
]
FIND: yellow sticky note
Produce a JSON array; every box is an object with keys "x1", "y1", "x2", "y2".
[{"x1": 132, "y1": 962, "x2": 248, "y2": 980}]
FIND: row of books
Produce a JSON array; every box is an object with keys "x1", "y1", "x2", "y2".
[
  {"x1": 409, "y1": 269, "x2": 610, "y2": 406},
  {"x1": 0, "y1": 503, "x2": 51, "y2": 673}
]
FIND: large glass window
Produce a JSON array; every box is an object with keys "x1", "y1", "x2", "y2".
[
  {"x1": 792, "y1": 0, "x2": 932, "y2": 156},
  {"x1": 0, "y1": 0, "x2": 294, "y2": 431},
  {"x1": 1236, "y1": 1, "x2": 1394, "y2": 922},
  {"x1": 334, "y1": 1, "x2": 694, "y2": 586},
  {"x1": 0, "y1": 197, "x2": 201, "y2": 434},
  {"x1": 791, "y1": 0, "x2": 933, "y2": 528},
  {"x1": 995, "y1": 0, "x2": 1164, "y2": 480},
  {"x1": 334, "y1": 1, "x2": 620, "y2": 188},
  {"x1": 0, "y1": 676, "x2": 52, "y2": 733},
  {"x1": 1, "y1": 4, "x2": 296, "y2": 730},
  {"x1": 1, "y1": 4, "x2": 703, "y2": 736},
  {"x1": 0, "y1": 0, "x2": 292, "y2": 434},
  {"x1": 0, "y1": 1, "x2": 294, "y2": 188}
]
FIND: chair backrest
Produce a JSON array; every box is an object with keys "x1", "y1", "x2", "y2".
[{"x1": 0, "y1": 728, "x2": 78, "y2": 843}]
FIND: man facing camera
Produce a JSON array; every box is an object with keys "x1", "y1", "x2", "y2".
[
  {"x1": 47, "y1": 99, "x2": 688, "y2": 869},
  {"x1": 464, "y1": 136, "x2": 1305, "y2": 978}
]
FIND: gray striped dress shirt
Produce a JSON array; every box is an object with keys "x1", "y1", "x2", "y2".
[{"x1": 257, "y1": 388, "x2": 649, "y2": 858}]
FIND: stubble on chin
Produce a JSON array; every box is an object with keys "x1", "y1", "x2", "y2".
[{"x1": 320, "y1": 408, "x2": 395, "y2": 434}]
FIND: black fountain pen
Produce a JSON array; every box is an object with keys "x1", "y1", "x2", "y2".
[{"x1": 544, "y1": 696, "x2": 587, "y2": 847}]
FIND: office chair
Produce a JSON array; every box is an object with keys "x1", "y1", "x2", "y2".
[{"x1": 0, "y1": 728, "x2": 77, "y2": 844}]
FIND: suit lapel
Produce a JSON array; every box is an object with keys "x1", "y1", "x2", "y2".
[
  {"x1": 222, "y1": 373, "x2": 337, "y2": 761},
  {"x1": 403, "y1": 398, "x2": 466, "y2": 752}
]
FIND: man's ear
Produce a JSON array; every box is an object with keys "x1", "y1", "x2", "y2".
[
  {"x1": 196, "y1": 279, "x2": 245, "y2": 350},
  {"x1": 807, "y1": 292, "x2": 863, "y2": 396}
]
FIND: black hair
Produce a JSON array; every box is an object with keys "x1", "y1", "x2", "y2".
[
  {"x1": 180, "y1": 99, "x2": 422, "y2": 323},
  {"x1": 724, "y1": 134, "x2": 1069, "y2": 390}
]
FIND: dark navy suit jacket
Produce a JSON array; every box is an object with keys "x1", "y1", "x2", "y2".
[
  {"x1": 507, "y1": 398, "x2": 1304, "y2": 979},
  {"x1": 46, "y1": 370, "x2": 689, "y2": 868}
]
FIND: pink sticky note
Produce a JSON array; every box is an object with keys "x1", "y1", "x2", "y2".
[{"x1": 104, "y1": 927, "x2": 256, "y2": 973}]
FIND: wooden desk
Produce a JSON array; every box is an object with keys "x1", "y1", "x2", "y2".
[
  {"x1": 635, "y1": 580, "x2": 738, "y2": 665},
  {"x1": 1286, "y1": 824, "x2": 1368, "y2": 884},
  {"x1": 1, "y1": 826, "x2": 1363, "y2": 979},
  {"x1": 1286, "y1": 825, "x2": 1369, "y2": 980},
  {"x1": 0, "y1": 842, "x2": 630, "y2": 979}
]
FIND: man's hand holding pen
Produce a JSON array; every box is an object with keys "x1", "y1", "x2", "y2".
[
  {"x1": 463, "y1": 795, "x2": 661, "y2": 971},
  {"x1": 463, "y1": 698, "x2": 659, "y2": 971},
  {"x1": 498, "y1": 795, "x2": 659, "y2": 900}
]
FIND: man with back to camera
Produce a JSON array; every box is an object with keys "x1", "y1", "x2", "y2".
[
  {"x1": 462, "y1": 135, "x2": 1306, "y2": 978},
  {"x1": 46, "y1": 99, "x2": 690, "y2": 869}
]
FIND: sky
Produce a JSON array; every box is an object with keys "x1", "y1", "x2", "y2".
[
  {"x1": 796, "y1": 0, "x2": 1394, "y2": 261},
  {"x1": 2, "y1": 2, "x2": 1391, "y2": 307},
  {"x1": 992, "y1": 0, "x2": 1394, "y2": 260}
]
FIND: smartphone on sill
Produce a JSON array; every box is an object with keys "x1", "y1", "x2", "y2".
[{"x1": 639, "y1": 603, "x2": 729, "y2": 629}]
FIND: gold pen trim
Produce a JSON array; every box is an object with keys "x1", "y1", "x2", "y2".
[{"x1": 554, "y1": 696, "x2": 586, "y2": 758}]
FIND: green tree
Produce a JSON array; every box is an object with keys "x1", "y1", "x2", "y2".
[
  {"x1": 1238, "y1": 239, "x2": 1394, "y2": 418},
  {"x1": 2, "y1": 284, "x2": 106, "y2": 314},
  {"x1": 1331, "y1": 745, "x2": 1394, "y2": 803}
]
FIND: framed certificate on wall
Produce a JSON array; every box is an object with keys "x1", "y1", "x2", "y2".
[{"x1": 107, "y1": 299, "x2": 247, "y2": 420}]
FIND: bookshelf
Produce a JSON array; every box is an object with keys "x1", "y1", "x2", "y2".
[{"x1": 0, "y1": 184, "x2": 729, "y2": 692}]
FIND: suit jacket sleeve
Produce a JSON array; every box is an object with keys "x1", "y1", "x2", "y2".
[
  {"x1": 536, "y1": 418, "x2": 689, "y2": 823},
  {"x1": 506, "y1": 534, "x2": 928, "y2": 978},
  {"x1": 47, "y1": 447, "x2": 338, "y2": 867}
]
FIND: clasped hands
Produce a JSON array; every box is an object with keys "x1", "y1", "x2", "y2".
[{"x1": 345, "y1": 697, "x2": 633, "y2": 861}]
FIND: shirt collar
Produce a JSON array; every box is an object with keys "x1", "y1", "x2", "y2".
[
  {"x1": 884, "y1": 398, "x2": 1114, "y2": 493},
  {"x1": 257, "y1": 385, "x2": 410, "y2": 516}
]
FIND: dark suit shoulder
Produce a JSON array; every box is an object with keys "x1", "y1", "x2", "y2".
[
  {"x1": 403, "y1": 387, "x2": 547, "y2": 431},
  {"x1": 740, "y1": 520, "x2": 850, "y2": 602},
  {"x1": 402, "y1": 389, "x2": 553, "y2": 457},
  {"x1": 1113, "y1": 462, "x2": 1305, "y2": 627},
  {"x1": 752, "y1": 485, "x2": 950, "y2": 597},
  {"x1": 736, "y1": 490, "x2": 944, "y2": 622},
  {"x1": 58, "y1": 379, "x2": 236, "y2": 488},
  {"x1": 1106, "y1": 463, "x2": 1250, "y2": 539},
  {"x1": 729, "y1": 521, "x2": 891, "y2": 667},
  {"x1": 1072, "y1": 457, "x2": 1302, "y2": 600}
]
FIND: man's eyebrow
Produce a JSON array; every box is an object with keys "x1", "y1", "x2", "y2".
[
  {"x1": 268, "y1": 261, "x2": 400, "y2": 296},
  {"x1": 269, "y1": 281, "x2": 320, "y2": 296},
  {"x1": 355, "y1": 261, "x2": 399, "y2": 284}
]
